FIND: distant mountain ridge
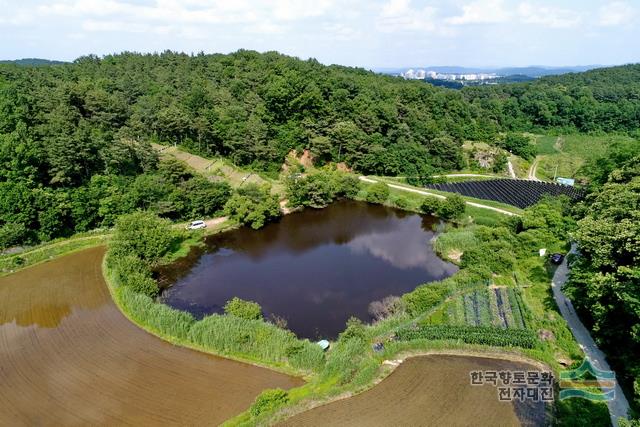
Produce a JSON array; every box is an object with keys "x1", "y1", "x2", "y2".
[{"x1": 0, "y1": 58, "x2": 68, "y2": 66}]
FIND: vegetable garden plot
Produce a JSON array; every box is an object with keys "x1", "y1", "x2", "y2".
[
  {"x1": 429, "y1": 288, "x2": 528, "y2": 330},
  {"x1": 425, "y1": 179, "x2": 583, "y2": 209}
]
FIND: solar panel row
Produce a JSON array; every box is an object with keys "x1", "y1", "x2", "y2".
[{"x1": 425, "y1": 179, "x2": 583, "y2": 209}]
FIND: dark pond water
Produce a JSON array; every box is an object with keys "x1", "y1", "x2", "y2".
[{"x1": 158, "y1": 200, "x2": 458, "y2": 339}]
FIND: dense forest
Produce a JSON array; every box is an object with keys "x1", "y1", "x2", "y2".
[{"x1": 1, "y1": 50, "x2": 640, "y2": 248}]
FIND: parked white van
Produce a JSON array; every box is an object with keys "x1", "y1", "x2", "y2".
[{"x1": 186, "y1": 220, "x2": 206, "y2": 230}]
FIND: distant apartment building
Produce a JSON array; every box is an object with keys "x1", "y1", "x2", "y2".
[{"x1": 400, "y1": 69, "x2": 499, "y2": 82}]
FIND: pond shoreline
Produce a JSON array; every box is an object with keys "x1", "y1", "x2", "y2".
[
  {"x1": 157, "y1": 200, "x2": 457, "y2": 339},
  {"x1": 103, "y1": 244, "x2": 315, "y2": 379}
]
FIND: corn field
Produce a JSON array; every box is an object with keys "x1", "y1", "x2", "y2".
[{"x1": 396, "y1": 325, "x2": 538, "y2": 349}]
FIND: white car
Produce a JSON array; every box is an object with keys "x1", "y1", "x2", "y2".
[{"x1": 186, "y1": 220, "x2": 206, "y2": 230}]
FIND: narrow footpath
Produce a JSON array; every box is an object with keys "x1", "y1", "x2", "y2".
[{"x1": 551, "y1": 245, "x2": 630, "y2": 426}]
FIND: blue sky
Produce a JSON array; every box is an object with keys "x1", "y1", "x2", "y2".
[{"x1": 1, "y1": 0, "x2": 638, "y2": 68}]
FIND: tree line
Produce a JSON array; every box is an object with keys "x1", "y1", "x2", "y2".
[
  {"x1": 1, "y1": 50, "x2": 639, "y2": 248},
  {"x1": 566, "y1": 141, "x2": 640, "y2": 413}
]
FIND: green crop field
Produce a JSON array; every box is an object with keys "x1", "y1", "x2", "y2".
[{"x1": 424, "y1": 287, "x2": 528, "y2": 330}]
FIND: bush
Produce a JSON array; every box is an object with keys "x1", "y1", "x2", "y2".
[
  {"x1": 335, "y1": 174, "x2": 361, "y2": 198},
  {"x1": 224, "y1": 186, "x2": 281, "y2": 229},
  {"x1": 492, "y1": 152, "x2": 508, "y2": 173},
  {"x1": 438, "y1": 194, "x2": 466, "y2": 220},
  {"x1": 250, "y1": 389, "x2": 289, "y2": 417},
  {"x1": 339, "y1": 317, "x2": 366, "y2": 340},
  {"x1": 0, "y1": 222, "x2": 30, "y2": 250},
  {"x1": 285, "y1": 171, "x2": 360, "y2": 208},
  {"x1": 224, "y1": 297, "x2": 263, "y2": 320},
  {"x1": 421, "y1": 197, "x2": 442, "y2": 215},
  {"x1": 109, "y1": 253, "x2": 159, "y2": 297},
  {"x1": 462, "y1": 242, "x2": 516, "y2": 274},
  {"x1": 502, "y1": 133, "x2": 536, "y2": 160},
  {"x1": 368, "y1": 295, "x2": 405, "y2": 320},
  {"x1": 393, "y1": 196, "x2": 411, "y2": 210},
  {"x1": 110, "y1": 211, "x2": 181, "y2": 264},
  {"x1": 403, "y1": 283, "x2": 452, "y2": 315},
  {"x1": 178, "y1": 177, "x2": 232, "y2": 218},
  {"x1": 127, "y1": 271, "x2": 159, "y2": 297},
  {"x1": 365, "y1": 182, "x2": 390, "y2": 203}
]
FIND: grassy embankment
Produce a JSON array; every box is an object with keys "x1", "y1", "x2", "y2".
[
  {"x1": 152, "y1": 143, "x2": 284, "y2": 194},
  {"x1": 361, "y1": 177, "x2": 522, "y2": 227},
  {"x1": 533, "y1": 134, "x2": 635, "y2": 181},
  {"x1": 0, "y1": 232, "x2": 110, "y2": 277}
]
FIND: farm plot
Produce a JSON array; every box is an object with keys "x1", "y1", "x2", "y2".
[
  {"x1": 428, "y1": 287, "x2": 528, "y2": 330},
  {"x1": 281, "y1": 355, "x2": 547, "y2": 427},
  {"x1": 0, "y1": 247, "x2": 302, "y2": 426},
  {"x1": 425, "y1": 179, "x2": 582, "y2": 209}
]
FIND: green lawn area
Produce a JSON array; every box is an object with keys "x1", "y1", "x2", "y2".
[
  {"x1": 153, "y1": 143, "x2": 284, "y2": 194},
  {"x1": 533, "y1": 134, "x2": 634, "y2": 180}
]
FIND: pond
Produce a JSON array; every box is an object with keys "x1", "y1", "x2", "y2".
[{"x1": 159, "y1": 200, "x2": 458, "y2": 339}]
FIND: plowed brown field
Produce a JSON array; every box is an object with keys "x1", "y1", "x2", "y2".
[
  {"x1": 0, "y1": 246, "x2": 302, "y2": 426},
  {"x1": 281, "y1": 354, "x2": 547, "y2": 427}
]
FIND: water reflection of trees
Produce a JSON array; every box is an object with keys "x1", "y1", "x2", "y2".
[{"x1": 157, "y1": 201, "x2": 448, "y2": 288}]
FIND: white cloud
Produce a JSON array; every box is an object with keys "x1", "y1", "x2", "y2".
[
  {"x1": 36, "y1": 0, "x2": 337, "y2": 26},
  {"x1": 517, "y1": 2, "x2": 581, "y2": 29},
  {"x1": 271, "y1": 0, "x2": 335, "y2": 21},
  {"x1": 0, "y1": 0, "x2": 34, "y2": 25},
  {"x1": 321, "y1": 23, "x2": 363, "y2": 41},
  {"x1": 447, "y1": 0, "x2": 511, "y2": 25},
  {"x1": 598, "y1": 1, "x2": 635, "y2": 27},
  {"x1": 377, "y1": 0, "x2": 438, "y2": 33},
  {"x1": 25, "y1": 0, "x2": 344, "y2": 38}
]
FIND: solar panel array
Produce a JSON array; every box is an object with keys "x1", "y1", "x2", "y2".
[{"x1": 425, "y1": 179, "x2": 583, "y2": 209}]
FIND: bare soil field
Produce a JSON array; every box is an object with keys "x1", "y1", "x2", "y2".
[
  {"x1": 281, "y1": 354, "x2": 547, "y2": 427},
  {"x1": 0, "y1": 247, "x2": 302, "y2": 426}
]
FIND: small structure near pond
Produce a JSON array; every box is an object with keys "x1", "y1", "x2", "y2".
[{"x1": 316, "y1": 340, "x2": 330, "y2": 351}]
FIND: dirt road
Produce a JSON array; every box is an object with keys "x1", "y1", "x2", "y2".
[
  {"x1": 527, "y1": 158, "x2": 541, "y2": 181},
  {"x1": 551, "y1": 245, "x2": 630, "y2": 426}
]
